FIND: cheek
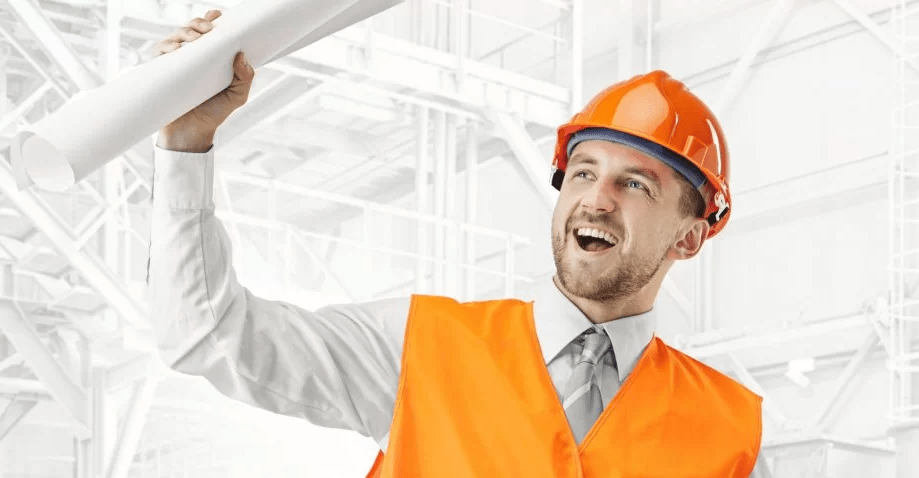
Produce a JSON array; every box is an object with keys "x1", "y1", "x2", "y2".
[
  {"x1": 621, "y1": 216, "x2": 667, "y2": 253},
  {"x1": 551, "y1": 203, "x2": 569, "y2": 234}
]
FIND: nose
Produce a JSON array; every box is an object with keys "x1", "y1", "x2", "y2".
[{"x1": 580, "y1": 179, "x2": 617, "y2": 213}]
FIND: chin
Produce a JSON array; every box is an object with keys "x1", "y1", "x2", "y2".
[
  {"x1": 556, "y1": 263, "x2": 610, "y2": 300},
  {"x1": 554, "y1": 248, "x2": 663, "y2": 304}
]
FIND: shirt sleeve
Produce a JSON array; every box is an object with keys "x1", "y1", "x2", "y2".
[{"x1": 146, "y1": 144, "x2": 409, "y2": 447}]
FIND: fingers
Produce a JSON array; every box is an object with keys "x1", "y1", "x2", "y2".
[
  {"x1": 184, "y1": 15, "x2": 216, "y2": 35},
  {"x1": 155, "y1": 41, "x2": 182, "y2": 56},
  {"x1": 166, "y1": 26, "x2": 200, "y2": 43},
  {"x1": 151, "y1": 10, "x2": 221, "y2": 58}
]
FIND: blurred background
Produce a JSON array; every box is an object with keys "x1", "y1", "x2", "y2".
[{"x1": 0, "y1": 0, "x2": 917, "y2": 476}]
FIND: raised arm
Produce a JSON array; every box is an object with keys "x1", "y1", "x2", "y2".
[{"x1": 146, "y1": 10, "x2": 407, "y2": 447}]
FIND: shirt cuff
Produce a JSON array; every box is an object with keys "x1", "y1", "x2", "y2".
[{"x1": 152, "y1": 145, "x2": 215, "y2": 210}]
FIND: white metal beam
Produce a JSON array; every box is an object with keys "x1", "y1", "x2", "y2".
[
  {"x1": 0, "y1": 396, "x2": 37, "y2": 442},
  {"x1": 0, "y1": 378, "x2": 47, "y2": 396},
  {"x1": 91, "y1": 367, "x2": 114, "y2": 478},
  {"x1": 0, "y1": 352, "x2": 23, "y2": 373},
  {"x1": 464, "y1": 120, "x2": 478, "y2": 300},
  {"x1": 288, "y1": 230, "x2": 357, "y2": 302},
  {"x1": 220, "y1": 175, "x2": 532, "y2": 247},
  {"x1": 6, "y1": 0, "x2": 152, "y2": 193},
  {"x1": 445, "y1": 114, "x2": 460, "y2": 297},
  {"x1": 0, "y1": 302, "x2": 89, "y2": 433},
  {"x1": 654, "y1": 0, "x2": 763, "y2": 33},
  {"x1": 217, "y1": 78, "x2": 325, "y2": 145},
  {"x1": 256, "y1": 120, "x2": 407, "y2": 158},
  {"x1": 0, "y1": 154, "x2": 148, "y2": 327},
  {"x1": 106, "y1": 376, "x2": 158, "y2": 478},
  {"x1": 813, "y1": 331, "x2": 879, "y2": 430},
  {"x1": 433, "y1": 110, "x2": 446, "y2": 293},
  {"x1": 106, "y1": 354, "x2": 155, "y2": 391},
  {"x1": 485, "y1": 108, "x2": 558, "y2": 210},
  {"x1": 727, "y1": 353, "x2": 788, "y2": 428},
  {"x1": 7, "y1": 0, "x2": 101, "y2": 90},
  {"x1": 415, "y1": 105, "x2": 430, "y2": 293},
  {"x1": 750, "y1": 455, "x2": 775, "y2": 478},
  {"x1": 684, "y1": 311, "x2": 869, "y2": 358},
  {"x1": 0, "y1": 1, "x2": 150, "y2": 330},
  {"x1": 293, "y1": 133, "x2": 546, "y2": 233},
  {"x1": 714, "y1": 0, "x2": 796, "y2": 115},
  {"x1": 0, "y1": 82, "x2": 53, "y2": 134},
  {"x1": 762, "y1": 432, "x2": 894, "y2": 454},
  {"x1": 729, "y1": 152, "x2": 887, "y2": 229},
  {"x1": 0, "y1": 25, "x2": 69, "y2": 98},
  {"x1": 832, "y1": 0, "x2": 919, "y2": 73},
  {"x1": 260, "y1": 26, "x2": 569, "y2": 127},
  {"x1": 569, "y1": 0, "x2": 583, "y2": 110}
]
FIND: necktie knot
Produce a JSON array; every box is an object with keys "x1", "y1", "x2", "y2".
[{"x1": 578, "y1": 329, "x2": 611, "y2": 366}]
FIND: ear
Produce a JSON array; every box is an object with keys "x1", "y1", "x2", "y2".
[{"x1": 669, "y1": 218, "x2": 709, "y2": 260}]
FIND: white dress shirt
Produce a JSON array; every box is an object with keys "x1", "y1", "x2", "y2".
[{"x1": 147, "y1": 145, "x2": 770, "y2": 477}]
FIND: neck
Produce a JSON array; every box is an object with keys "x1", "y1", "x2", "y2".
[{"x1": 552, "y1": 274, "x2": 661, "y2": 324}]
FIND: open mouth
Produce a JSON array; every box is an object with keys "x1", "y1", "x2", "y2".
[{"x1": 573, "y1": 227, "x2": 617, "y2": 253}]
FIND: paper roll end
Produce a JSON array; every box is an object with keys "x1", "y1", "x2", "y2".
[
  {"x1": 10, "y1": 131, "x2": 36, "y2": 190},
  {"x1": 19, "y1": 134, "x2": 75, "y2": 192}
]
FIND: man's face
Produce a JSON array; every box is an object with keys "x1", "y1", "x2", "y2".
[{"x1": 551, "y1": 139, "x2": 689, "y2": 303}]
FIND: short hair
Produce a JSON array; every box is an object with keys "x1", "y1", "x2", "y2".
[{"x1": 675, "y1": 171, "x2": 706, "y2": 219}]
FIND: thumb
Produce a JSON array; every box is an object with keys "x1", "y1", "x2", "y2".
[{"x1": 225, "y1": 52, "x2": 254, "y2": 106}]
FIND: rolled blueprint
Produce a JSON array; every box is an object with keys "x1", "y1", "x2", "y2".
[{"x1": 11, "y1": 0, "x2": 401, "y2": 191}]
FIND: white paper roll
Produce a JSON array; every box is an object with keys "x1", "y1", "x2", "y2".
[{"x1": 11, "y1": 0, "x2": 401, "y2": 191}]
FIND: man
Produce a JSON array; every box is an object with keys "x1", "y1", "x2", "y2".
[{"x1": 148, "y1": 10, "x2": 770, "y2": 477}]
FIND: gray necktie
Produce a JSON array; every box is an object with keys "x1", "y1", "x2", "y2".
[{"x1": 561, "y1": 328, "x2": 613, "y2": 443}]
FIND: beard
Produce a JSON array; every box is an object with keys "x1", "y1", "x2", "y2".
[{"x1": 551, "y1": 228, "x2": 666, "y2": 303}]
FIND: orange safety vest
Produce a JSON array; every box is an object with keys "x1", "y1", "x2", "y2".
[{"x1": 365, "y1": 295, "x2": 762, "y2": 477}]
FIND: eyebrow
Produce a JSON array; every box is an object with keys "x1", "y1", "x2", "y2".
[
  {"x1": 567, "y1": 153, "x2": 597, "y2": 168},
  {"x1": 624, "y1": 166, "x2": 662, "y2": 189}
]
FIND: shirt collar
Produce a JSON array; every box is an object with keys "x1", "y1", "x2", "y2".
[{"x1": 531, "y1": 276, "x2": 657, "y2": 382}]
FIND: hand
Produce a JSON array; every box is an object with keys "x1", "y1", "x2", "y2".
[{"x1": 152, "y1": 10, "x2": 255, "y2": 152}]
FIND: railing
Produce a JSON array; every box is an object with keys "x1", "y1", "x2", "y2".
[{"x1": 218, "y1": 171, "x2": 538, "y2": 303}]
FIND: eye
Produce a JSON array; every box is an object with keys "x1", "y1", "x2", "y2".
[
  {"x1": 625, "y1": 179, "x2": 647, "y2": 190},
  {"x1": 572, "y1": 170, "x2": 593, "y2": 180}
]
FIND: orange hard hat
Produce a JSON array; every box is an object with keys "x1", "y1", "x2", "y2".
[{"x1": 551, "y1": 70, "x2": 732, "y2": 238}]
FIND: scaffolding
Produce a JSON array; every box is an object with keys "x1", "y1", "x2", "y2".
[{"x1": 889, "y1": 0, "x2": 919, "y2": 427}]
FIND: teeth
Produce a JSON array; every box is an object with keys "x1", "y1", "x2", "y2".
[{"x1": 576, "y1": 228, "x2": 616, "y2": 245}]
